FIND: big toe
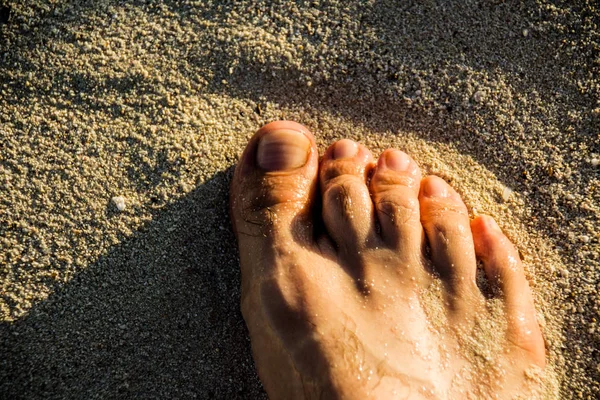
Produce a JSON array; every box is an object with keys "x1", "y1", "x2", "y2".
[{"x1": 230, "y1": 121, "x2": 319, "y2": 244}]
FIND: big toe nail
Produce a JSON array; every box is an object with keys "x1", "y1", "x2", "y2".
[{"x1": 257, "y1": 129, "x2": 311, "y2": 171}]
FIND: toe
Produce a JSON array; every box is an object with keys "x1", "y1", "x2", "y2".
[
  {"x1": 471, "y1": 215, "x2": 545, "y2": 366},
  {"x1": 320, "y1": 139, "x2": 377, "y2": 254},
  {"x1": 230, "y1": 120, "x2": 319, "y2": 244},
  {"x1": 419, "y1": 176, "x2": 478, "y2": 298},
  {"x1": 370, "y1": 149, "x2": 424, "y2": 258}
]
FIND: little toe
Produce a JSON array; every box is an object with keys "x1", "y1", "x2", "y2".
[
  {"x1": 320, "y1": 139, "x2": 377, "y2": 254},
  {"x1": 370, "y1": 149, "x2": 424, "y2": 259},
  {"x1": 419, "y1": 176, "x2": 479, "y2": 299},
  {"x1": 471, "y1": 215, "x2": 545, "y2": 366},
  {"x1": 230, "y1": 120, "x2": 319, "y2": 245}
]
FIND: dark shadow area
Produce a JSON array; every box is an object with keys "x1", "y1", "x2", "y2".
[{"x1": 0, "y1": 168, "x2": 267, "y2": 399}]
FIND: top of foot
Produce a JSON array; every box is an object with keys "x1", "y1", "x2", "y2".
[{"x1": 230, "y1": 121, "x2": 546, "y2": 400}]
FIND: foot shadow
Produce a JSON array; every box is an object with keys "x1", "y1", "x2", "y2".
[{"x1": 0, "y1": 168, "x2": 267, "y2": 399}]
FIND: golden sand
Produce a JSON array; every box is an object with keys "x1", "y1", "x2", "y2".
[{"x1": 1, "y1": 0, "x2": 598, "y2": 398}]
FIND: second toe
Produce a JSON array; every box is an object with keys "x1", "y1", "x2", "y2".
[{"x1": 320, "y1": 139, "x2": 377, "y2": 254}]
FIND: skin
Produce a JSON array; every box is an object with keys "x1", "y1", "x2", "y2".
[{"x1": 229, "y1": 121, "x2": 546, "y2": 399}]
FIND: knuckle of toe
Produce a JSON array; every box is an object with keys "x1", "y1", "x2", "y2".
[
  {"x1": 324, "y1": 178, "x2": 367, "y2": 211},
  {"x1": 423, "y1": 203, "x2": 468, "y2": 223},
  {"x1": 322, "y1": 161, "x2": 365, "y2": 183},
  {"x1": 372, "y1": 171, "x2": 418, "y2": 188},
  {"x1": 377, "y1": 195, "x2": 419, "y2": 224},
  {"x1": 236, "y1": 179, "x2": 308, "y2": 226},
  {"x1": 431, "y1": 221, "x2": 471, "y2": 243}
]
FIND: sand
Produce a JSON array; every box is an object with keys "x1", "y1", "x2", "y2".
[{"x1": 0, "y1": 0, "x2": 598, "y2": 398}]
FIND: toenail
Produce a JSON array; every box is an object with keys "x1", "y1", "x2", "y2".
[
  {"x1": 332, "y1": 139, "x2": 358, "y2": 159},
  {"x1": 422, "y1": 177, "x2": 450, "y2": 198},
  {"x1": 483, "y1": 216, "x2": 502, "y2": 233},
  {"x1": 257, "y1": 129, "x2": 311, "y2": 171},
  {"x1": 383, "y1": 150, "x2": 411, "y2": 172}
]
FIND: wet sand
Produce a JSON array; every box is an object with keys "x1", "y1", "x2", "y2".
[{"x1": 1, "y1": 1, "x2": 598, "y2": 398}]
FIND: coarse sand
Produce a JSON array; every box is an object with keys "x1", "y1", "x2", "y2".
[{"x1": 0, "y1": 0, "x2": 598, "y2": 398}]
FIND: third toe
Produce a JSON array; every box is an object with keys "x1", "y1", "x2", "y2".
[{"x1": 370, "y1": 149, "x2": 424, "y2": 257}]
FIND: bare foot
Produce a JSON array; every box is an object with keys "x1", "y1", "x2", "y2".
[{"x1": 230, "y1": 121, "x2": 546, "y2": 399}]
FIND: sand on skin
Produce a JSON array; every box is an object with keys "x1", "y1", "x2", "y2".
[{"x1": 0, "y1": 0, "x2": 598, "y2": 398}]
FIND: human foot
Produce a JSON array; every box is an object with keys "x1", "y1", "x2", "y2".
[{"x1": 230, "y1": 121, "x2": 546, "y2": 399}]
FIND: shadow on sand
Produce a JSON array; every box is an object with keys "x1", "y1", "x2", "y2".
[{"x1": 0, "y1": 168, "x2": 266, "y2": 399}]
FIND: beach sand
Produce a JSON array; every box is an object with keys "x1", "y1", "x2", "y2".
[{"x1": 0, "y1": 0, "x2": 598, "y2": 398}]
